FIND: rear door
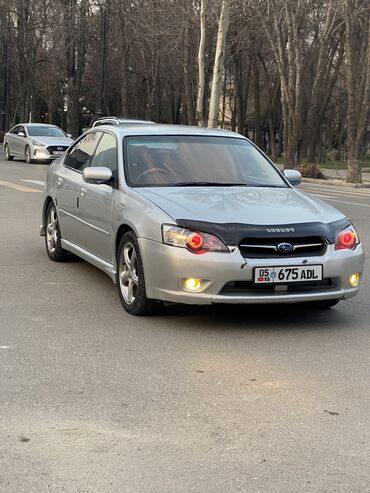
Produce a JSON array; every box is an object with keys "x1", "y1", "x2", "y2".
[
  {"x1": 74, "y1": 131, "x2": 119, "y2": 262},
  {"x1": 55, "y1": 132, "x2": 101, "y2": 244},
  {"x1": 5, "y1": 126, "x2": 19, "y2": 155}
]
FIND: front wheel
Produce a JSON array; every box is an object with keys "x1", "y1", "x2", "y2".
[
  {"x1": 4, "y1": 144, "x2": 13, "y2": 161},
  {"x1": 116, "y1": 231, "x2": 159, "y2": 315},
  {"x1": 25, "y1": 146, "x2": 33, "y2": 164},
  {"x1": 45, "y1": 202, "x2": 69, "y2": 261}
]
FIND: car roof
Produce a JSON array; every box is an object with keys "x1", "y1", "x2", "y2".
[
  {"x1": 92, "y1": 117, "x2": 154, "y2": 126},
  {"x1": 15, "y1": 123, "x2": 59, "y2": 128},
  {"x1": 90, "y1": 123, "x2": 246, "y2": 139}
]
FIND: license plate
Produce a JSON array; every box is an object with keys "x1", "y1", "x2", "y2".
[
  {"x1": 53, "y1": 151, "x2": 62, "y2": 156},
  {"x1": 254, "y1": 265, "x2": 323, "y2": 284}
]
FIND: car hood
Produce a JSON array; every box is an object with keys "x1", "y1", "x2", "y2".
[
  {"x1": 137, "y1": 186, "x2": 345, "y2": 225},
  {"x1": 29, "y1": 136, "x2": 73, "y2": 147}
]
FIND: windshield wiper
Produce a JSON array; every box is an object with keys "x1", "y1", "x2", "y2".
[
  {"x1": 247, "y1": 184, "x2": 286, "y2": 188},
  {"x1": 173, "y1": 181, "x2": 248, "y2": 187}
]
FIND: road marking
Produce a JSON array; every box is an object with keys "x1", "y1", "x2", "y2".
[
  {"x1": 0, "y1": 179, "x2": 42, "y2": 193},
  {"x1": 0, "y1": 345, "x2": 10, "y2": 349},
  {"x1": 320, "y1": 198, "x2": 370, "y2": 208},
  {"x1": 302, "y1": 185, "x2": 370, "y2": 197},
  {"x1": 21, "y1": 179, "x2": 45, "y2": 186},
  {"x1": 307, "y1": 193, "x2": 334, "y2": 199},
  {"x1": 302, "y1": 188, "x2": 370, "y2": 207}
]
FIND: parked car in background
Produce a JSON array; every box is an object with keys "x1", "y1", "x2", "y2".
[
  {"x1": 90, "y1": 116, "x2": 155, "y2": 128},
  {"x1": 40, "y1": 124, "x2": 364, "y2": 316},
  {"x1": 3, "y1": 123, "x2": 74, "y2": 164}
]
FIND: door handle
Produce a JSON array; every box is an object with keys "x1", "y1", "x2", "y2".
[
  {"x1": 57, "y1": 177, "x2": 63, "y2": 187},
  {"x1": 80, "y1": 187, "x2": 87, "y2": 197}
]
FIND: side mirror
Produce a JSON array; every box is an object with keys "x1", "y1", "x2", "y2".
[
  {"x1": 18, "y1": 131, "x2": 26, "y2": 137},
  {"x1": 67, "y1": 133, "x2": 73, "y2": 139},
  {"x1": 83, "y1": 166, "x2": 113, "y2": 184},
  {"x1": 283, "y1": 169, "x2": 302, "y2": 186}
]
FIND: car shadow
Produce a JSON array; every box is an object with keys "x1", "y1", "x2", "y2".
[{"x1": 159, "y1": 301, "x2": 353, "y2": 333}]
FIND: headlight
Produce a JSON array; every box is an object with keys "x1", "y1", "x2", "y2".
[
  {"x1": 31, "y1": 140, "x2": 46, "y2": 147},
  {"x1": 162, "y1": 225, "x2": 229, "y2": 253},
  {"x1": 335, "y1": 226, "x2": 358, "y2": 250}
]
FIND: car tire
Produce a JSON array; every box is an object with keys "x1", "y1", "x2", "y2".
[
  {"x1": 25, "y1": 146, "x2": 33, "y2": 164},
  {"x1": 311, "y1": 299, "x2": 340, "y2": 309},
  {"x1": 45, "y1": 201, "x2": 69, "y2": 261},
  {"x1": 4, "y1": 144, "x2": 13, "y2": 161},
  {"x1": 117, "y1": 231, "x2": 160, "y2": 316}
]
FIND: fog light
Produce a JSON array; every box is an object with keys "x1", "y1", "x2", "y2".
[
  {"x1": 349, "y1": 273, "x2": 360, "y2": 287},
  {"x1": 184, "y1": 278, "x2": 201, "y2": 291}
]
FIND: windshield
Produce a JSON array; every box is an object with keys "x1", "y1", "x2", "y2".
[
  {"x1": 28, "y1": 126, "x2": 66, "y2": 137},
  {"x1": 124, "y1": 136, "x2": 287, "y2": 188}
]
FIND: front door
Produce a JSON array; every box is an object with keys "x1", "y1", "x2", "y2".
[
  {"x1": 56, "y1": 132, "x2": 101, "y2": 244},
  {"x1": 75, "y1": 131, "x2": 118, "y2": 263},
  {"x1": 13, "y1": 126, "x2": 27, "y2": 157}
]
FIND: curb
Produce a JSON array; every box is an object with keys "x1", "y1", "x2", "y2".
[{"x1": 302, "y1": 177, "x2": 370, "y2": 189}]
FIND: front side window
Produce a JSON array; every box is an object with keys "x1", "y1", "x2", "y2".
[
  {"x1": 28, "y1": 126, "x2": 66, "y2": 137},
  {"x1": 90, "y1": 132, "x2": 118, "y2": 174},
  {"x1": 64, "y1": 132, "x2": 100, "y2": 171},
  {"x1": 124, "y1": 135, "x2": 287, "y2": 188}
]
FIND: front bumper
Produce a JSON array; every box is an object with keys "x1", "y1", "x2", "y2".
[
  {"x1": 139, "y1": 238, "x2": 365, "y2": 305},
  {"x1": 31, "y1": 147, "x2": 63, "y2": 161}
]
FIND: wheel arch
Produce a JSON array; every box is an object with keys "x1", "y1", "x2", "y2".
[
  {"x1": 115, "y1": 224, "x2": 135, "y2": 259},
  {"x1": 42, "y1": 196, "x2": 54, "y2": 226}
]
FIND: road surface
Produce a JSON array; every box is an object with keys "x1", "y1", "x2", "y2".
[{"x1": 0, "y1": 156, "x2": 369, "y2": 492}]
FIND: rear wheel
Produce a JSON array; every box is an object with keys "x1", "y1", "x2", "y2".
[
  {"x1": 25, "y1": 146, "x2": 33, "y2": 164},
  {"x1": 45, "y1": 202, "x2": 69, "y2": 261},
  {"x1": 117, "y1": 231, "x2": 159, "y2": 315},
  {"x1": 4, "y1": 144, "x2": 13, "y2": 161}
]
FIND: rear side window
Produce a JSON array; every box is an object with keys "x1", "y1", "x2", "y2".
[{"x1": 64, "y1": 132, "x2": 100, "y2": 171}]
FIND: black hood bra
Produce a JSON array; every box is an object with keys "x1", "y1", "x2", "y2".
[{"x1": 175, "y1": 217, "x2": 351, "y2": 245}]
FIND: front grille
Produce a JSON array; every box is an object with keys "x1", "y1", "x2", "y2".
[
  {"x1": 46, "y1": 146, "x2": 68, "y2": 154},
  {"x1": 239, "y1": 236, "x2": 327, "y2": 258},
  {"x1": 220, "y1": 278, "x2": 334, "y2": 296}
]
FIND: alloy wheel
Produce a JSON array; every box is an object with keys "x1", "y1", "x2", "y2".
[
  {"x1": 25, "y1": 147, "x2": 31, "y2": 164},
  {"x1": 46, "y1": 206, "x2": 58, "y2": 254},
  {"x1": 119, "y1": 242, "x2": 139, "y2": 305}
]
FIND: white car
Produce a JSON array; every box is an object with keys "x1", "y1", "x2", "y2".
[{"x1": 3, "y1": 123, "x2": 74, "y2": 164}]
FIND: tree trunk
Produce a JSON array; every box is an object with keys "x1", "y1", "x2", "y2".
[
  {"x1": 344, "y1": 2, "x2": 370, "y2": 183},
  {"x1": 196, "y1": 0, "x2": 206, "y2": 126},
  {"x1": 252, "y1": 45, "x2": 262, "y2": 148},
  {"x1": 208, "y1": 0, "x2": 230, "y2": 128}
]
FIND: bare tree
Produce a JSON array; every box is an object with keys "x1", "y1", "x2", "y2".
[
  {"x1": 196, "y1": 0, "x2": 207, "y2": 126},
  {"x1": 342, "y1": 0, "x2": 370, "y2": 183},
  {"x1": 208, "y1": 0, "x2": 230, "y2": 128}
]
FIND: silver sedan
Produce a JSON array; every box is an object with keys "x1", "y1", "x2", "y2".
[
  {"x1": 3, "y1": 123, "x2": 74, "y2": 164},
  {"x1": 40, "y1": 124, "x2": 364, "y2": 315}
]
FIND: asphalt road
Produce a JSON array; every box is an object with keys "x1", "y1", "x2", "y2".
[{"x1": 0, "y1": 155, "x2": 369, "y2": 493}]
